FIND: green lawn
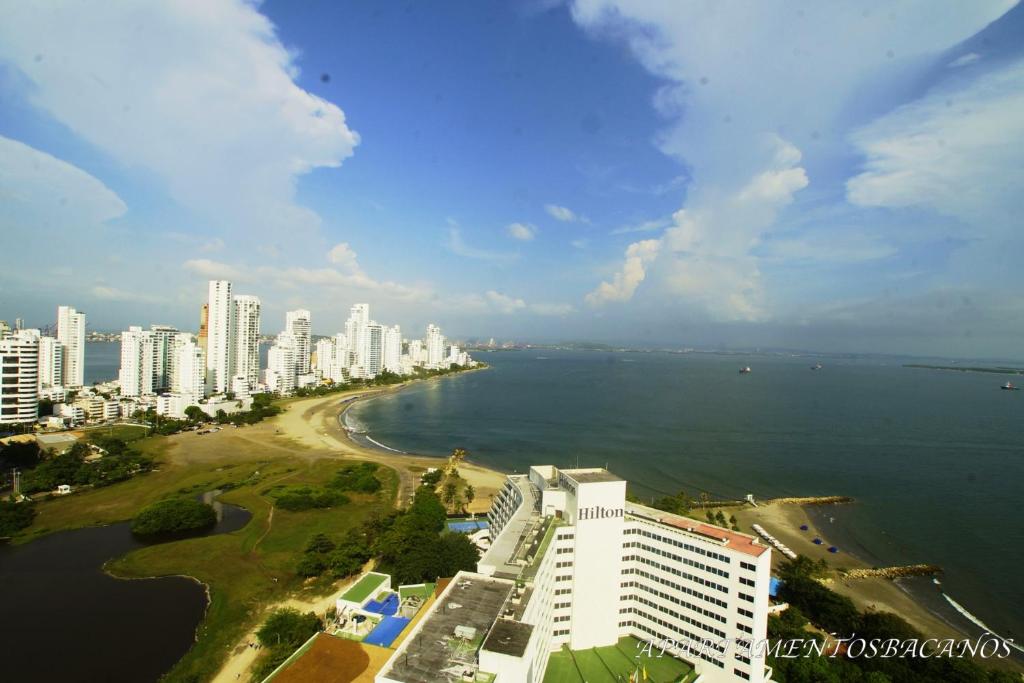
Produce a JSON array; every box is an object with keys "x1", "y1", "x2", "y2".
[
  {"x1": 399, "y1": 582, "x2": 435, "y2": 600},
  {"x1": 544, "y1": 637, "x2": 693, "y2": 683},
  {"x1": 340, "y1": 572, "x2": 389, "y2": 603}
]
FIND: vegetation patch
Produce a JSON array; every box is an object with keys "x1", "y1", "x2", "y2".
[
  {"x1": 131, "y1": 498, "x2": 217, "y2": 539},
  {"x1": 252, "y1": 608, "x2": 323, "y2": 681},
  {"x1": 0, "y1": 500, "x2": 36, "y2": 536}
]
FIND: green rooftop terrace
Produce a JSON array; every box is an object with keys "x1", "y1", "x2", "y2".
[
  {"x1": 543, "y1": 637, "x2": 696, "y2": 683},
  {"x1": 339, "y1": 572, "x2": 388, "y2": 604}
]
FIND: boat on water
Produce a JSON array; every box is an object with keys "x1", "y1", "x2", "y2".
[
  {"x1": 739, "y1": 366, "x2": 752, "y2": 374},
  {"x1": 1001, "y1": 382, "x2": 1020, "y2": 391},
  {"x1": 811, "y1": 363, "x2": 822, "y2": 370}
]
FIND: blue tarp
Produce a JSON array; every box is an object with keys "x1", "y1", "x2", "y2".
[
  {"x1": 363, "y1": 616, "x2": 410, "y2": 647},
  {"x1": 447, "y1": 520, "x2": 489, "y2": 533},
  {"x1": 769, "y1": 577, "x2": 783, "y2": 598},
  {"x1": 364, "y1": 592, "x2": 400, "y2": 616}
]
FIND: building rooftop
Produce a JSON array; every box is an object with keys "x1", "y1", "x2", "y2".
[
  {"x1": 479, "y1": 476, "x2": 539, "y2": 577},
  {"x1": 626, "y1": 502, "x2": 769, "y2": 558},
  {"x1": 482, "y1": 619, "x2": 533, "y2": 658},
  {"x1": 381, "y1": 574, "x2": 513, "y2": 683},
  {"x1": 560, "y1": 467, "x2": 623, "y2": 484}
]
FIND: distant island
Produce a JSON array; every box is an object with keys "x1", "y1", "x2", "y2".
[{"x1": 904, "y1": 363, "x2": 1024, "y2": 375}]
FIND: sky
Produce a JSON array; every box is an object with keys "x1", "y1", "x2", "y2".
[{"x1": 1, "y1": 0, "x2": 1022, "y2": 359}]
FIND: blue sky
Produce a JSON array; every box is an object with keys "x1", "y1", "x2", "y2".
[{"x1": 1, "y1": 1, "x2": 1022, "y2": 358}]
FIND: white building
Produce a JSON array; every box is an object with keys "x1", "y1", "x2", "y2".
[
  {"x1": 57, "y1": 305, "x2": 85, "y2": 387},
  {"x1": 37, "y1": 336, "x2": 63, "y2": 390},
  {"x1": 378, "y1": 465, "x2": 772, "y2": 683},
  {"x1": 118, "y1": 326, "x2": 148, "y2": 397},
  {"x1": 0, "y1": 329, "x2": 40, "y2": 425},
  {"x1": 206, "y1": 280, "x2": 234, "y2": 395},
  {"x1": 171, "y1": 335, "x2": 206, "y2": 399},
  {"x1": 364, "y1": 322, "x2": 384, "y2": 377},
  {"x1": 285, "y1": 309, "x2": 312, "y2": 376},
  {"x1": 233, "y1": 295, "x2": 262, "y2": 389},
  {"x1": 265, "y1": 332, "x2": 297, "y2": 394},
  {"x1": 425, "y1": 323, "x2": 446, "y2": 369},
  {"x1": 383, "y1": 325, "x2": 402, "y2": 374}
]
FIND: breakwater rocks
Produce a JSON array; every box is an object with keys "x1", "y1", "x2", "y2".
[
  {"x1": 844, "y1": 565, "x2": 942, "y2": 580},
  {"x1": 767, "y1": 495, "x2": 855, "y2": 506}
]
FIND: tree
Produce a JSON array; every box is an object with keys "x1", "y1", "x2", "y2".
[
  {"x1": 131, "y1": 498, "x2": 217, "y2": 538},
  {"x1": 464, "y1": 484, "x2": 475, "y2": 509},
  {"x1": 304, "y1": 533, "x2": 336, "y2": 555},
  {"x1": 0, "y1": 500, "x2": 36, "y2": 536},
  {"x1": 437, "y1": 532, "x2": 480, "y2": 576},
  {"x1": 442, "y1": 481, "x2": 459, "y2": 512},
  {"x1": 184, "y1": 406, "x2": 206, "y2": 423}
]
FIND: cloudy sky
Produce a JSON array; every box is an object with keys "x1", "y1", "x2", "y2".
[{"x1": 1, "y1": 1, "x2": 1022, "y2": 358}]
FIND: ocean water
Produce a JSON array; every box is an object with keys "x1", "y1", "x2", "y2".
[{"x1": 349, "y1": 349, "x2": 1024, "y2": 641}]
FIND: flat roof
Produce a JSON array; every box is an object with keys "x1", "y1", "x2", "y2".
[
  {"x1": 479, "y1": 476, "x2": 538, "y2": 576},
  {"x1": 36, "y1": 433, "x2": 78, "y2": 445},
  {"x1": 626, "y1": 502, "x2": 769, "y2": 558},
  {"x1": 381, "y1": 573, "x2": 513, "y2": 683},
  {"x1": 561, "y1": 468, "x2": 623, "y2": 484},
  {"x1": 340, "y1": 572, "x2": 388, "y2": 603},
  {"x1": 482, "y1": 619, "x2": 533, "y2": 658}
]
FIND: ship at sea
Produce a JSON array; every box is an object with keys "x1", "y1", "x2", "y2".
[
  {"x1": 811, "y1": 363, "x2": 823, "y2": 371},
  {"x1": 1001, "y1": 381, "x2": 1020, "y2": 391},
  {"x1": 739, "y1": 366, "x2": 752, "y2": 374}
]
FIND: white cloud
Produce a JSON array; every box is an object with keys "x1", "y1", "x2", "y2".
[
  {"x1": 90, "y1": 285, "x2": 160, "y2": 304},
  {"x1": 760, "y1": 234, "x2": 897, "y2": 264},
  {"x1": 610, "y1": 216, "x2": 672, "y2": 235},
  {"x1": 846, "y1": 59, "x2": 1024, "y2": 237},
  {"x1": 0, "y1": 0, "x2": 358, "y2": 240},
  {"x1": 445, "y1": 222, "x2": 518, "y2": 262},
  {"x1": 529, "y1": 302, "x2": 575, "y2": 316},
  {"x1": 485, "y1": 290, "x2": 527, "y2": 313},
  {"x1": 545, "y1": 203, "x2": 584, "y2": 223},
  {"x1": 507, "y1": 222, "x2": 537, "y2": 241},
  {"x1": 327, "y1": 242, "x2": 361, "y2": 272},
  {"x1": 0, "y1": 135, "x2": 126, "y2": 229},
  {"x1": 947, "y1": 52, "x2": 981, "y2": 68},
  {"x1": 585, "y1": 238, "x2": 661, "y2": 306},
  {"x1": 183, "y1": 258, "x2": 247, "y2": 281}
]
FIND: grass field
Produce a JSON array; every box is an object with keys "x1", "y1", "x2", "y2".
[
  {"x1": 341, "y1": 572, "x2": 389, "y2": 603},
  {"x1": 543, "y1": 637, "x2": 694, "y2": 683},
  {"x1": 14, "y1": 420, "x2": 400, "y2": 683}
]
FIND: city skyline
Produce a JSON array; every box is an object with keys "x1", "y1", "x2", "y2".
[{"x1": 2, "y1": 2, "x2": 1023, "y2": 359}]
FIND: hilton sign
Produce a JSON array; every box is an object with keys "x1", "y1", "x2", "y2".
[{"x1": 577, "y1": 506, "x2": 624, "y2": 521}]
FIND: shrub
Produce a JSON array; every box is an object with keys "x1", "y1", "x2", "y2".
[
  {"x1": 131, "y1": 498, "x2": 217, "y2": 538},
  {"x1": 0, "y1": 500, "x2": 35, "y2": 536}
]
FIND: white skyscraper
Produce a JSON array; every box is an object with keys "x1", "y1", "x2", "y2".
[
  {"x1": 314, "y1": 337, "x2": 335, "y2": 371},
  {"x1": 0, "y1": 329, "x2": 40, "y2": 425},
  {"x1": 233, "y1": 295, "x2": 262, "y2": 389},
  {"x1": 383, "y1": 325, "x2": 402, "y2": 373},
  {"x1": 265, "y1": 332, "x2": 297, "y2": 394},
  {"x1": 118, "y1": 326, "x2": 148, "y2": 397},
  {"x1": 425, "y1": 323, "x2": 446, "y2": 369},
  {"x1": 206, "y1": 280, "x2": 234, "y2": 394},
  {"x1": 285, "y1": 309, "x2": 312, "y2": 375},
  {"x1": 37, "y1": 336, "x2": 63, "y2": 390},
  {"x1": 171, "y1": 334, "x2": 206, "y2": 399},
  {"x1": 345, "y1": 304, "x2": 370, "y2": 374},
  {"x1": 57, "y1": 305, "x2": 85, "y2": 387},
  {"x1": 150, "y1": 325, "x2": 178, "y2": 392},
  {"x1": 365, "y1": 322, "x2": 384, "y2": 377}
]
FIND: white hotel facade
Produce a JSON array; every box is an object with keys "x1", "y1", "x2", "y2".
[{"x1": 378, "y1": 466, "x2": 772, "y2": 683}]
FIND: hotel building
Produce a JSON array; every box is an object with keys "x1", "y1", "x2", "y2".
[{"x1": 377, "y1": 466, "x2": 772, "y2": 683}]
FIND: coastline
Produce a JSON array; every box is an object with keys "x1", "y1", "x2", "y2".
[{"x1": 324, "y1": 381, "x2": 1023, "y2": 664}]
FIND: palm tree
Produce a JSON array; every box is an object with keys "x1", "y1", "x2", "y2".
[
  {"x1": 443, "y1": 481, "x2": 459, "y2": 512},
  {"x1": 464, "y1": 485, "x2": 475, "y2": 510}
]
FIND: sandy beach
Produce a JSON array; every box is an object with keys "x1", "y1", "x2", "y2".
[{"x1": 731, "y1": 502, "x2": 974, "y2": 642}]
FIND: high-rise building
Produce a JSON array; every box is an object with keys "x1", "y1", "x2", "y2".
[
  {"x1": 364, "y1": 322, "x2": 384, "y2": 377},
  {"x1": 313, "y1": 337, "x2": 335, "y2": 372},
  {"x1": 57, "y1": 305, "x2": 85, "y2": 387},
  {"x1": 0, "y1": 329, "x2": 40, "y2": 425},
  {"x1": 37, "y1": 336, "x2": 63, "y2": 390},
  {"x1": 345, "y1": 304, "x2": 370, "y2": 373},
  {"x1": 265, "y1": 332, "x2": 297, "y2": 394},
  {"x1": 425, "y1": 323, "x2": 446, "y2": 369},
  {"x1": 118, "y1": 325, "x2": 179, "y2": 397},
  {"x1": 197, "y1": 303, "x2": 209, "y2": 356},
  {"x1": 233, "y1": 295, "x2": 262, "y2": 389},
  {"x1": 378, "y1": 465, "x2": 772, "y2": 683},
  {"x1": 205, "y1": 280, "x2": 234, "y2": 394},
  {"x1": 0, "y1": 320, "x2": 11, "y2": 339},
  {"x1": 171, "y1": 334, "x2": 206, "y2": 399},
  {"x1": 383, "y1": 325, "x2": 402, "y2": 373},
  {"x1": 285, "y1": 309, "x2": 312, "y2": 375}
]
